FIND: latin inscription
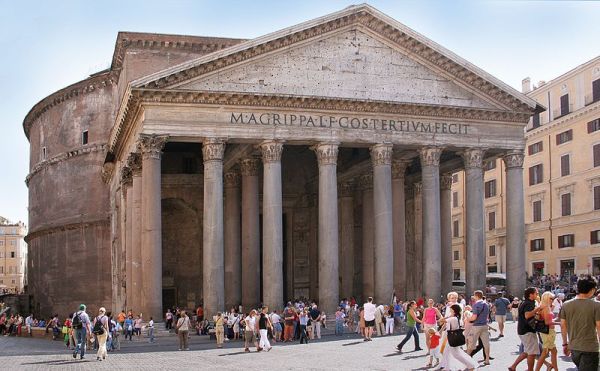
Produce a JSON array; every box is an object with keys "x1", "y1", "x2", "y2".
[{"x1": 230, "y1": 112, "x2": 468, "y2": 135}]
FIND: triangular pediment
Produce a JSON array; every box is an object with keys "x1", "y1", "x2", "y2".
[{"x1": 132, "y1": 4, "x2": 538, "y2": 113}]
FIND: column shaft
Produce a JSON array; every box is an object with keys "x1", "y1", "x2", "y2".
[
  {"x1": 241, "y1": 159, "x2": 261, "y2": 311},
  {"x1": 414, "y1": 183, "x2": 423, "y2": 297},
  {"x1": 130, "y1": 160, "x2": 143, "y2": 313},
  {"x1": 420, "y1": 147, "x2": 442, "y2": 302},
  {"x1": 360, "y1": 174, "x2": 374, "y2": 300},
  {"x1": 440, "y1": 174, "x2": 453, "y2": 296},
  {"x1": 504, "y1": 151, "x2": 526, "y2": 296},
  {"x1": 224, "y1": 171, "x2": 241, "y2": 310},
  {"x1": 125, "y1": 184, "x2": 133, "y2": 310},
  {"x1": 260, "y1": 141, "x2": 284, "y2": 311},
  {"x1": 372, "y1": 144, "x2": 394, "y2": 304},
  {"x1": 315, "y1": 143, "x2": 339, "y2": 314},
  {"x1": 339, "y1": 182, "x2": 355, "y2": 299},
  {"x1": 140, "y1": 135, "x2": 167, "y2": 321},
  {"x1": 462, "y1": 149, "x2": 486, "y2": 295},
  {"x1": 392, "y1": 160, "x2": 408, "y2": 300}
]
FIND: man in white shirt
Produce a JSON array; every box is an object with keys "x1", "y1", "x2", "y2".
[
  {"x1": 363, "y1": 297, "x2": 376, "y2": 341},
  {"x1": 243, "y1": 310, "x2": 258, "y2": 352}
]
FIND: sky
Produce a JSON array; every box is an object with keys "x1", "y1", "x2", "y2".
[{"x1": 0, "y1": 0, "x2": 598, "y2": 226}]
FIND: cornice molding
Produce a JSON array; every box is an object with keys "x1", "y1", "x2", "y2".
[
  {"x1": 525, "y1": 100, "x2": 600, "y2": 139},
  {"x1": 25, "y1": 218, "x2": 110, "y2": 243},
  {"x1": 25, "y1": 143, "x2": 106, "y2": 186}
]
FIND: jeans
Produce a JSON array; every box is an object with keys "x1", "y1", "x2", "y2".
[
  {"x1": 571, "y1": 350, "x2": 599, "y2": 371},
  {"x1": 73, "y1": 328, "x2": 87, "y2": 358},
  {"x1": 299, "y1": 325, "x2": 309, "y2": 344},
  {"x1": 125, "y1": 329, "x2": 133, "y2": 341},
  {"x1": 335, "y1": 320, "x2": 344, "y2": 335},
  {"x1": 398, "y1": 325, "x2": 420, "y2": 350},
  {"x1": 148, "y1": 328, "x2": 154, "y2": 343}
]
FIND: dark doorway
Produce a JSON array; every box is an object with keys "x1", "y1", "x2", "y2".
[
  {"x1": 560, "y1": 259, "x2": 575, "y2": 278},
  {"x1": 282, "y1": 213, "x2": 288, "y2": 302},
  {"x1": 593, "y1": 258, "x2": 600, "y2": 276},
  {"x1": 163, "y1": 287, "x2": 177, "y2": 310}
]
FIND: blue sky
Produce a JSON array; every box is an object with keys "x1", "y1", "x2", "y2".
[{"x1": 0, "y1": 0, "x2": 598, "y2": 226}]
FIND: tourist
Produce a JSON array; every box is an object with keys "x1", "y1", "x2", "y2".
[
  {"x1": 134, "y1": 315, "x2": 143, "y2": 337},
  {"x1": 283, "y1": 305, "x2": 294, "y2": 342},
  {"x1": 535, "y1": 292, "x2": 558, "y2": 371},
  {"x1": 214, "y1": 312, "x2": 225, "y2": 348},
  {"x1": 493, "y1": 292, "x2": 510, "y2": 337},
  {"x1": 124, "y1": 315, "x2": 134, "y2": 341},
  {"x1": 466, "y1": 290, "x2": 490, "y2": 365},
  {"x1": 393, "y1": 300, "x2": 404, "y2": 331},
  {"x1": 384, "y1": 306, "x2": 394, "y2": 335},
  {"x1": 176, "y1": 310, "x2": 191, "y2": 351},
  {"x1": 147, "y1": 316, "x2": 155, "y2": 343},
  {"x1": 165, "y1": 309, "x2": 173, "y2": 330},
  {"x1": 396, "y1": 301, "x2": 422, "y2": 352},
  {"x1": 508, "y1": 287, "x2": 542, "y2": 371},
  {"x1": 439, "y1": 304, "x2": 478, "y2": 370},
  {"x1": 510, "y1": 297, "x2": 520, "y2": 322},
  {"x1": 426, "y1": 328, "x2": 441, "y2": 368},
  {"x1": 92, "y1": 307, "x2": 109, "y2": 361},
  {"x1": 242, "y1": 310, "x2": 258, "y2": 352},
  {"x1": 25, "y1": 313, "x2": 33, "y2": 337},
  {"x1": 444, "y1": 291, "x2": 460, "y2": 317},
  {"x1": 309, "y1": 304, "x2": 321, "y2": 340},
  {"x1": 363, "y1": 297, "x2": 376, "y2": 341},
  {"x1": 232, "y1": 312, "x2": 242, "y2": 340},
  {"x1": 258, "y1": 307, "x2": 272, "y2": 352},
  {"x1": 374, "y1": 305, "x2": 385, "y2": 336},
  {"x1": 358, "y1": 306, "x2": 365, "y2": 337},
  {"x1": 269, "y1": 310, "x2": 280, "y2": 342},
  {"x1": 551, "y1": 293, "x2": 564, "y2": 319},
  {"x1": 71, "y1": 304, "x2": 91, "y2": 360},
  {"x1": 462, "y1": 305, "x2": 474, "y2": 351},
  {"x1": 423, "y1": 298, "x2": 443, "y2": 353},
  {"x1": 335, "y1": 307, "x2": 345, "y2": 335},
  {"x1": 560, "y1": 275, "x2": 600, "y2": 371},
  {"x1": 112, "y1": 320, "x2": 121, "y2": 350},
  {"x1": 346, "y1": 304, "x2": 356, "y2": 333},
  {"x1": 299, "y1": 308, "x2": 309, "y2": 344},
  {"x1": 117, "y1": 310, "x2": 126, "y2": 329},
  {"x1": 196, "y1": 305, "x2": 204, "y2": 322}
]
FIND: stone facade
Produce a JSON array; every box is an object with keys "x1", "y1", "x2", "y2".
[{"x1": 24, "y1": 4, "x2": 538, "y2": 318}]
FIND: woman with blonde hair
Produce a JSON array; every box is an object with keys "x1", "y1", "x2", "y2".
[
  {"x1": 535, "y1": 292, "x2": 559, "y2": 371},
  {"x1": 214, "y1": 312, "x2": 225, "y2": 348}
]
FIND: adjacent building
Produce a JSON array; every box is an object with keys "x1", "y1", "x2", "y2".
[
  {"x1": 452, "y1": 56, "x2": 600, "y2": 280},
  {"x1": 0, "y1": 217, "x2": 27, "y2": 293}
]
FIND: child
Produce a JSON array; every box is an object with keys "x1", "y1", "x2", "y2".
[{"x1": 427, "y1": 328, "x2": 441, "y2": 367}]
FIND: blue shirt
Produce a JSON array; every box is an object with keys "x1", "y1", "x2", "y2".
[
  {"x1": 299, "y1": 314, "x2": 308, "y2": 326},
  {"x1": 472, "y1": 300, "x2": 489, "y2": 326},
  {"x1": 494, "y1": 297, "x2": 510, "y2": 315},
  {"x1": 393, "y1": 304, "x2": 402, "y2": 316}
]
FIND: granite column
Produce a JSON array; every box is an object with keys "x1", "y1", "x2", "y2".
[
  {"x1": 240, "y1": 158, "x2": 261, "y2": 311},
  {"x1": 224, "y1": 171, "x2": 241, "y2": 310},
  {"x1": 392, "y1": 159, "x2": 409, "y2": 300},
  {"x1": 338, "y1": 181, "x2": 355, "y2": 300},
  {"x1": 128, "y1": 153, "x2": 143, "y2": 313},
  {"x1": 440, "y1": 174, "x2": 454, "y2": 297},
  {"x1": 359, "y1": 174, "x2": 374, "y2": 300}
]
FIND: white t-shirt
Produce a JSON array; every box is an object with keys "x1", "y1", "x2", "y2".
[
  {"x1": 364, "y1": 303, "x2": 377, "y2": 321},
  {"x1": 552, "y1": 298, "x2": 562, "y2": 314},
  {"x1": 245, "y1": 316, "x2": 256, "y2": 332},
  {"x1": 270, "y1": 313, "x2": 281, "y2": 324}
]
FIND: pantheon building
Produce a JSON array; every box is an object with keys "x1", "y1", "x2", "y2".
[{"x1": 24, "y1": 5, "x2": 542, "y2": 319}]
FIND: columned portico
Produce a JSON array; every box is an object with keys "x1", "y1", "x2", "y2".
[
  {"x1": 240, "y1": 158, "x2": 261, "y2": 311},
  {"x1": 139, "y1": 135, "x2": 167, "y2": 320},
  {"x1": 202, "y1": 138, "x2": 226, "y2": 318},
  {"x1": 462, "y1": 148, "x2": 486, "y2": 295},
  {"x1": 314, "y1": 142, "x2": 340, "y2": 314},
  {"x1": 440, "y1": 174, "x2": 453, "y2": 295},
  {"x1": 503, "y1": 150, "x2": 526, "y2": 296},
  {"x1": 260, "y1": 140, "x2": 284, "y2": 311},
  {"x1": 359, "y1": 174, "x2": 374, "y2": 300},
  {"x1": 420, "y1": 147, "x2": 443, "y2": 301},
  {"x1": 392, "y1": 159, "x2": 409, "y2": 299},
  {"x1": 128, "y1": 154, "x2": 143, "y2": 313},
  {"x1": 224, "y1": 170, "x2": 241, "y2": 310},
  {"x1": 371, "y1": 144, "x2": 394, "y2": 304}
]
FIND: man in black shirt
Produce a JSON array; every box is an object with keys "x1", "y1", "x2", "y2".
[
  {"x1": 309, "y1": 305, "x2": 321, "y2": 340},
  {"x1": 509, "y1": 287, "x2": 543, "y2": 371}
]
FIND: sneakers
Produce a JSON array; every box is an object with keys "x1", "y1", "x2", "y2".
[
  {"x1": 97, "y1": 357, "x2": 102, "y2": 361},
  {"x1": 415, "y1": 347, "x2": 423, "y2": 351},
  {"x1": 72, "y1": 351, "x2": 77, "y2": 359}
]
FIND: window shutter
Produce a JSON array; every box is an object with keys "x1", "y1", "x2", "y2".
[
  {"x1": 529, "y1": 166, "x2": 534, "y2": 185},
  {"x1": 593, "y1": 79, "x2": 600, "y2": 102},
  {"x1": 594, "y1": 144, "x2": 600, "y2": 167},
  {"x1": 595, "y1": 186, "x2": 600, "y2": 210}
]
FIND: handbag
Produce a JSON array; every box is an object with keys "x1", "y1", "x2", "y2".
[
  {"x1": 527, "y1": 316, "x2": 549, "y2": 334},
  {"x1": 446, "y1": 319, "x2": 466, "y2": 347}
]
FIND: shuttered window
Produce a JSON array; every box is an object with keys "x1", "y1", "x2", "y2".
[
  {"x1": 453, "y1": 220, "x2": 460, "y2": 238},
  {"x1": 561, "y1": 154, "x2": 570, "y2": 176},
  {"x1": 488, "y1": 212, "x2": 496, "y2": 231},
  {"x1": 558, "y1": 234, "x2": 575, "y2": 248},
  {"x1": 588, "y1": 118, "x2": 600, "y2": 133},
  {"x1": 529, "y1": 164, "x2": 543, "y2": 185},
  {"x1": 561, "y1": 193, "x2": 572, "y2": 216},
  {"x1": 530, "y1": 239, "x2": 545, "y2": 252},
  {"x1": 485, "y1": 180, "x2": 497, "y2": 198},
  {"x1": 595, "y1": 186, "x2": 600, "y2": 211},
  {"x1": 560, "y1": 94, "x2": 570, "y2": 116},
  {"x1": 593, "y1": 79, "x2": 600, "y2": 103},
  {"x1": 594, "y1": 144, "x2": 600, "y2": 167},
  {"x1": 452, "y1": 192, "x2": 458, "y2": 208},
  {"x1": 528, "y1": 141, "x2": 543, "y2": 155},
  {"x1": 592, "y1": 230, "x2": 600, "y2": 245},
  {"x1": 533, "y1": 200, "x2": 542, "y2": 222},
  {"x1": 556, "y1": 129, "x2": 573, "y2": 145},
  {"x1": 532, "y1": 113, "x2": 540, "y2": 129}
]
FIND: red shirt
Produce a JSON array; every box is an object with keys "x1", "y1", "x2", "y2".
[{"x1": 430, "y1": 333, "x2": 440, "y2": 348}]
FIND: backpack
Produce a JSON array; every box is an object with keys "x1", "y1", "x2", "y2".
[
  {"x1": 92, "y1": 316, "x2": 105, "y2": 335},
  {"x1": 72, "y1": 312, "x2": 83, "y2": 330}
]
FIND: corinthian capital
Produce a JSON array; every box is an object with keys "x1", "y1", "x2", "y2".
[
  {"x1": 461, "y1": 148, "x2": 485, "y2": 169},
  {"x1": 202, "y1": 138, "x2": 226, "y2": 163},
  {"x1": 440, "y1": 174, "x2": 453, "y2": 190},
  {"x1": 312, "y1": 142, "x2": 339, "y2": 166},
  {"x1": 370, "y1": 143, "x2": 393, "y2": 167},
  {"x1": 358, "y1": 173, "x2": 373, "y2": 190},
  {"x1": 259, "y1": 140, "x2": 284, "y2": 163},
  {"x1": 240, "y1": 158, "x2": 260, "y2": 176},
  {"x1": 419, "y1": 146, "x2": 443, "y2": 167},
  {"x1": 414, "y1": 182, "x2": 423, "y2": 195},
  {"x1": 120, "y1": 166, "x2": 132, "y2": 186},
  {"x1": 127, "y1": 152, "x2": 142, "y2": 176},
  {"x1": 338, "y1": 181, "x2": 355, "y2": 197},
  {"x1": 224, "y1": 171, "x2": 241, "y2": 188},
  {"x1": 503, "y1": 150, "x2": 525, "y2": 169},
  {"x1": 392, "y1": 159, "x2": 410, "y2": 179},
  {"x1": 138, "y1": 134, "x2": 168, "y2": 160}
]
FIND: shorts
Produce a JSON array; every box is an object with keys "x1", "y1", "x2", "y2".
[
  {"x1": 365, "y1": 320, "x2": 375, "y2": 327},
  {"x1": 519, "y1": 332, "x2": 540, "y2": 356},
  {"x1": 496, "y1": 314, "x2": 506, "y2": 324}
]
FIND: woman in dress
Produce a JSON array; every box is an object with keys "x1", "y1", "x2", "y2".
[
  {"x1": 439, "y1": 304, "x2": 478, "y2": 371},
  {"x1": 535, "y1": 292, "x2": 559, "y2": 371}
]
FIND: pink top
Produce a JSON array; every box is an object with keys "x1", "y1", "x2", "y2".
[{"x1": 423, "y1": 308, "x2": 437, "y2": 325}]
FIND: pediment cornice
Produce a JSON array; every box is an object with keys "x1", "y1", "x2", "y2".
[{"x1": 133, "y1": 5, "x2": 537, "y2": 114}]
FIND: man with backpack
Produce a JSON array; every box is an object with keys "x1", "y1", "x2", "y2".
[
  {"x1": 71, "y1": 304, "x2": 91, "y2": 360},
  {"x1": 92, "y1": 307, "x2": 110, "y2": 361}
]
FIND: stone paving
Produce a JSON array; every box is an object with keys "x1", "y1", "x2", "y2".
[{"x1": 0, "y1": 322, "x2": 578, "y2": 370}]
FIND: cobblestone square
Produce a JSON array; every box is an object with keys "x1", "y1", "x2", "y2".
[{"x1": 0, "y1": 322, "x2": 576, "y2": 370}]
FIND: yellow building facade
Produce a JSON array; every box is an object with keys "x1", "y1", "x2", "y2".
[
  {"x1": 0, "y1": 218, "x2": 27, "y2": 293},
  {"x1": 452, "y1": 56, "x2": 600, "y2": 279}
]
